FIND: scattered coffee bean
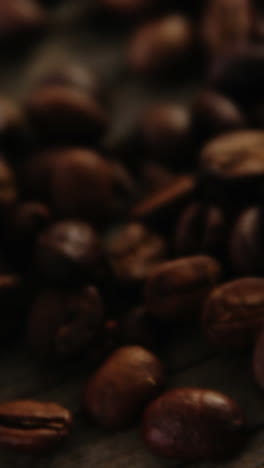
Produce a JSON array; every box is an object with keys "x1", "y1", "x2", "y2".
[
  {"x1": 0, "y1": 400, "x2": 72, "y2": 453},
  {"x1": 142, "y1": 387, "x2": 246, "y2": 461},
  {"x1": 145, "y1": 255, "x2": 221, "y2": 321},
  {"x1": 203, "y1": 277, "x2": 264, "y2": 348},
  {"x1": 83, "y1": 345, "x2": 165, "y2": 429}
]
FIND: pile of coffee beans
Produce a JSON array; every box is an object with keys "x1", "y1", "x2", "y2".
[{"x1": 0, "y1": 0, "x2": 263, "y2": 463}]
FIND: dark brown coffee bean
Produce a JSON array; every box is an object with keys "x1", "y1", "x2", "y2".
[
  {"x1": 83, "y1": 345, "x2": 165, "y2": 429},
  {"x1": 28, "y1": 286, "x2": 104, "y2": 358},
  {"x1": 192, "y1": 90, "x2": 246, "y2": 144},
  {"x1": 200, "y1": 130, "x2": 264, "y2": 204},
  {"x1": 229, "y1": 207, "x2": 264, "y2": 276},
  {"x1": 201, "y1": 0, "x2": 253, "y2": 56},
  {"x1": 0, "y1": 1, "x2": 47, "y2": 41},
  {"x1": 0, "y1": 275, "x2": 27, "y2": 342},
  {"x1": 0, "y1": 400, "x2": 72, "y2": 453},
  {"x1": 203, "y1": 277, "x2": 264, "y2": 348},
  {"x1": 131, "y1": 174, "x2": 196, "y2": 226},
  {"x1": 208, "y1": 45, "x2": 264, "y2": 107},
  {"x1": 105, "y1": 223, "x2": 166, "y2": 286},
  {"x1": 145, "y1": 256, "x2": 221, "y2": 321},
  {"x1": 23, "y1": 149, "x2": 114, "y2": 222},
  {"x1": 174, "y1": 202, "x2": 227, "y2": 259},
  {"x1": 25, "y1": 85, "x2": 108, "y2": 146},
  {"x1": 120, "y1": 306, "x2": 161, "y2": 350},
  {"x1": 35, "y1": 221, "x2": 105, "y2": 286},
  {"x1": 128, "y1": 15, "x2": 193, "y2": 75},
  {"x1": 253, "y1": 327, "x2": 264, "y2": 390},
  {"x1": 137, "y1": 104, "x2": 192, "y2": 166},
  {"x1": 142, "y1": 387, "x2": 246, "y2": 461}
]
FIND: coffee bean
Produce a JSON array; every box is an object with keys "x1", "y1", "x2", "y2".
[
  {"x1": 128, "y1": 15, "x2": 193, "y2": 75},
  {"x1": 200, "y1": 0, "x2": 253, "y2": 56},
  {"x1": 200, "y1": 130, "x2": 264, "y2": 204},
  {"x1": 229, "y1": 207, "x2": 264, "y2": 276},
  {"x1": 0, "y1": 1, "x2": 47, "y2": 41},
  {"x1": 253, "y1": 327, "x2": 264, "y2": 390},
  {"x1": 142, "y1": 387, "x2": 246, "y2": 461},
  {"x1": 203, "y1": 277, "x2": 264, "y2": 348},
  {"x1": 0, "y1": 400, "x2": 72, "y2": 453},
  {"x1": 83, "y1": 345, "x2": 164, "y2": 429},
  {"x1": 23, "y1": 149, "x2": 114, "y2": 222},
  {"x1": 145, "y1": 255, "x2": 221, "y2": 321},
  {"x1": 192, "y1": 90, "x2": 246, "y2": 144},
  {"x1": 174, "y1": 202, "x2": 227, "y2": 259},
  {"x1": 25, "y1": 84, "x2": 108, "y2": 146},
  {"x1": 35, "y1": 221, "x2": 105, "y2": 286},
  {"x1": 28, "y1": 286, "x2": 104, "y2": 358},
  {"x1": 105, "y1": 223, "x2": 166, "y2": 286}
]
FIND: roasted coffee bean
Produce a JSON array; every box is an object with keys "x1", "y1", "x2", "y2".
[
  {"x1": 253, "y1": 327, "x2": 264, "y2": 390},
  {"x1": 0, "y1": 1, "x2": 47, "y2": 41},
  {"x1": 192, "y1": 90, "x2": 246, "y2": 144},
  {"x1": 25, "y1": 85, "x2": 108, "y2": 146},
  {"x1": 0, "y1": 275, "x2": 27, "y2": 342},
  {"x1": 105, "y1": 223, "x2": 166, "y2": 286},
  {"x1": 229, "y1": 207, "x2": 264, "y2": 276},
  {"x1": 200, "y1": 0, "x2": 253, "y2": 56},
  {"x1": 203, "y1": 277, "x2": 264, "y2": 348},
  {"x1": 23, "y1": 149, "x2": 114, "y2": 222},
  {"x1": 174, "y1": 202, "x2": 227, "y2": 259},
  {"x1": 142, "y1": 387, "x2": 246, "y2": 461},
  {"x1": 83, "y1": 345, "x2": 164, "y2": 429},
  {"x1": 120, "y1": 306, "x2": 161, "y2": 350},
  {"x1": 137, "y1": 104, "x2": 192, "y2": 166},
  {"x1": 208, "y1": 45, "x2": 264, "y2": 107},
  {"x1": 0, "y1": 400, "x2": 72, "y2": 453},
  {"x1": 35, "y1": 221, "x2": 105, "y2": 286},
  {"x1": 145, "y1": 256, "x2": 221, "y2": 321},
  {"x1": 131, "y1": 174, "x2": 196, "y2": 227},
  {"x1": 200, "y1": 130, "x2": 264, "y2": 204},
  {"x1": 28, "y1": 286, "x2": 104, "y2": 358},
  {"x1": 128, "y1": 15, "x2": 193, "y2": 75}
]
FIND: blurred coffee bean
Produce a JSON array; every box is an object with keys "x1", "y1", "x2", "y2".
[
  {"x1": 35, "y1": 221, "x2": 106, "y2": 287},
  {"x1": 137, "y1": 104, "x2": 192, "y2": 166},
  {"x1": 174, "y1": 202, "x2": 227, "y2": 259},
  {"x1": 83, "y1": 345, "x2": 165, "y2": 429},
  {"x1": 229, "y1": 207, "x2": 264, "y2": 276},
  {"x1": 25, "y1": 85, "x2": 108, "y2": 146},
  {"x1": 201, "y1": 0, "x2": 253, "y2": 56},
  {"x1": 253, "y1": 327, "x2": 264, "y2": 390},
  {"x1": 145, "y1": 256, "x2": 221, "y2": 321},
  {"x1": 131, "y1": 174, "x2": 196, "y2": 228},
  {"x1": 192, "y1": 90, "x2": 246, "y2": 144},
  {"x1": 128, "y1": 15, "x2": 193, "y2": 76},
  {"x1": 208, "y1": 45, "x2": 264, "y2": 108},
  {"x1": 200, "y1": 130, "x2": 264, "y2": 204},
  {"x1": 203, "y1": 277, "x2": 264, "y2": 348},
  {"x1": 28, "y1": 286, "x2": 104, "y2": 359},
  {"x1": 105, "y1": 223, "x2": 166, "y2": 287},
  {"x1": 0, "y1": 275, "x2": 27, "y2": 343},
  {"x1": 120, "y1": 306, "x2": 161, "y2": 350},
  {"x1": 23, "y1": 149, "x2": 114, "y2": 222},
  {"x1": 0, "y1": 0, "x2": 47, "y2": 42},
  {"x1": 142, "y1": 387, "x2": 246, "y2": 461}
]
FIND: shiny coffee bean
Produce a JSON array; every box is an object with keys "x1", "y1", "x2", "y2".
[
  {"x1": 174, "y1": 202, "x2": 227, "y2": 259},
  {"x1": 120, "y1": 306, "x2": 161, "y2": 350},
  {"x1": 208, "y1": 45, "x2": 264, "y2": 107},
  {"x1": 25, "y1": 85, "x2": 108, "y2": 145},
  {"x1": 142, "y1": 387, "x2": 246, "y2": 461},
  {"x1": 137, "y1": 104, "x2": 192, "y2": 166},
  {"x1": 23, "y1": 149, "x2": 113, "y2": 222},
  {"x1": 201, "y1": 0, "x2": 253, "y2": 56},
  {"x1": 203, "y1": 277, "x2": 264, "y2": 348},
  {"x1": 192, "y1": 90, "x2": 246, "y2": 144},
  {"x1": 28, "y1": 286, "x2": 104, "y2": 358},
  {"x1": 105, "y1": 223, "x2": 166, "y2": 286},
  {"x1": 253, "y1": 327, "x2": 264, "y2": 390},
  {"x1": 0, "y1": 1, "x2": 47, "y2": 41},
  {"x1": 128, "y1": 15, "x2": 193, "y2": 75},
  {"x1": 83, "y1": 345, "x2": 164, "y2": 429},
  {"x1": 145, "y1": 256, "x2": 221, "y2": 321},
  {"x1": 0, "y1": 400, "x2": 72, "y2": 453},
  {"x1": 229, "y1": 207, "x2": 264, "y2": 275},
  {"x1": 200, "y1": 130, "x2": 264, "y2": 204},
  {"x1": 35, "y1": 221, "x2": 105, "y2": 286}
]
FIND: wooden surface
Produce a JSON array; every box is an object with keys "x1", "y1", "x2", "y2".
[{"x1": 1, "y1": 1, "x2": 264, "y2": 467}]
